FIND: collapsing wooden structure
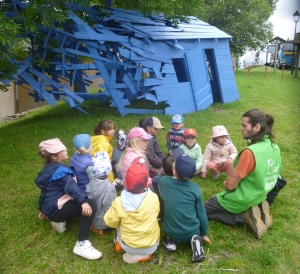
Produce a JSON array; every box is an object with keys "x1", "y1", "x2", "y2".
[{"x1": 3, "y1": 1, "x2": 239, "y2": 116}]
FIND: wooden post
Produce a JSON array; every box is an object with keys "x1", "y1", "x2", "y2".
[
  {"x1": 282, "y1": 66, "x2": 284, "y2": 78},
  {"x1": 248, "y1": 66, "x2": 251, "y2": 76},
  {"x1": 264, "y1": 66, "x2": 267, "y2": 77}
]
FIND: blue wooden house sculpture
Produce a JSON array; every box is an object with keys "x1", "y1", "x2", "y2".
[{"x1": 4, "y1": 1, "x2": 239, "y2": 116}]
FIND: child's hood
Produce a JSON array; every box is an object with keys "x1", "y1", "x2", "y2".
[
  {"x1": 91, "y1": 135, "x2": 112, "y2": 144},
  {"x1": 35, "y1": 163, "x2": 74, "y2": 189},
  {"x1": 121, "y1": 189, "x2": 148, "y2": 213}
]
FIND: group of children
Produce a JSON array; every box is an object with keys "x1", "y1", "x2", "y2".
[{"x1": 35, "y1": 115, "x2": 238, "y2": 263}]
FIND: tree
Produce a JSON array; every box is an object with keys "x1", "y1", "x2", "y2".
[
  {"x1": 201, "y1": 0, "x2": 278, "y2": 57},
  {"x1": 0, "y1": 0, "x2": 204, "y2": 90},
  {"x1": 0, "y1": 0, "x2": 277, "y2": 90}
]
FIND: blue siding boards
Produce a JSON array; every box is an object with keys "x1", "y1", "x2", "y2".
[{"x1": 4, "y1": 1, "x2": 239, "y2": 116}]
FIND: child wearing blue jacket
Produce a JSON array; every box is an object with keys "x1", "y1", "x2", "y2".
[
  {"x1": 35, "y1": 138, "x2": 101, "y2": 260},
  {"x1": 70, "y1": 134, "x2": 93, "y2": 193}
]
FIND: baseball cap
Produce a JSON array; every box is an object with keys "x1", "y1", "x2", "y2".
[
  {"x1": 145, "y1": 117, "x2": 165, "y2": 129},
  {"x1": 39, "y1": 138, "x2": 67, "y2": 154},
  {"x1": 92, "y1": 151, "x2": 112, "y2": 179},
  {"x1": 73, "y1": 134, "x2": 91, "y2": 150},
  {"x1": 184, "y1": 128, "x2": 197, "y2": 138},
  {"x1": 126, "y1": 157, "x2": 149, "y2": 193},
  {"x1": 171, "y1": 114, "x2": 184, "y2": 124},
  {"x1": 173, "y1": 148, "x2": 196, "y2": 180},
  {"x1": 128, "y1": 127, "x2": 153, "y2": 140}
]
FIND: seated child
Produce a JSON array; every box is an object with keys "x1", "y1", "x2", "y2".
[
  {"x1": 201, "y1": 126, "x2": 238, "y2": 179},
  {"x1": 166, "y1": 114, "x2": 185, "y2": 156},
  {"x1": 86, "y1": 151, "x2": 117, "y2": 235},
  {"x1": 179, "y1": 128, "x2": 203, "y2": 174},
  {"x1": 70, "y1": 134, "x2": 93, "y2": 194},
  {"x1": 36, "y1": 138, "x2": 101, "y2": 260},
  {"x1": 145, "y1": 117, "x2": 166, "y2": 177},
  {"x1": 104, "y1": 157, "x2": 160, "y2": 264},
  {"x1": 111, "y1": 129, "x2": 128, "y2": 190},
  {"x1": 152, "y1": 156, "x2": 175, "y2": 219},
  {"x1": 159, "y1": 148, "x2": 211, "y2": 263}
]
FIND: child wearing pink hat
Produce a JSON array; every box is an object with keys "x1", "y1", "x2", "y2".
[
  {"x1": 201, "y1": 126, "x2": 238, "y2": 179},
  {"x1": 35, "y1": 138, "x2": 102, "y2": 260},
  {"x1": 104, "y1": 157, "x2": 160, "y2": 264},
  {"x1": 116, "y1": 127, "x2": 152, "y2": 185}
]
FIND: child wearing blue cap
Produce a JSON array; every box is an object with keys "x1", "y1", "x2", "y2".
[
  {"x1": 166, "y1": 114, "x2": 185, "y2": 156},
  {"x1": 70, "y1": 134, "x2": 93, "y2": 194},
  {"x1": 159, "y1": 148, "x2": 211, "y2": 263}
]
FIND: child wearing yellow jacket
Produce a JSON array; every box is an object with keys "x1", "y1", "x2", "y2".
[{"x1": 104, "y1": 157, "x2": 160, "y2": 264}]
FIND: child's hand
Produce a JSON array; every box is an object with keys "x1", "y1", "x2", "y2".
[
  {"x1": 81, "y1": 203, "x2": 92, "y2": 217},
  {"x1": 225, "y1": 158, "x2": 233, "y2": 165},
  {"x1": 200, "y1": 172, "x2": 207, "y2": 178},
  {"x1": 202, "y1": 235, "x2": 211, "y2": 244}
]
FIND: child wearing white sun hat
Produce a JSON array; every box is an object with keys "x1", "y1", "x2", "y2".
[{"x1": 201, "y1": 126, "x2": 238, "y2": 180}]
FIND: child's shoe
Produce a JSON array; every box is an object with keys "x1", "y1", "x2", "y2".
[
  {"x1": 51, "y1": 221, "x2": 66, "y2": 233},
  {"x1": 190, "y1": 235, "x2": 205, "y2": 262},
  {"x1": 90, "y1": 225, "x2": 104, "y2": 235},
  {"x1": 123, "y1": 253, "x2": 152, "y2": 264},
  {"x1": 112, "y1": 178, "x2": 124, "y2": 191},
  {"x1": 114, "y1": 235, "x2": 123, "y2": 251},
  {"x1": 212, "y1": 171, "x2": 221, "y2": 179},
  {"x1": 73, "y1": 240, "x2": 102, "y2": 260},
  {"x1": 163, "y1": 238, "x2": 176, "y2": 251}
]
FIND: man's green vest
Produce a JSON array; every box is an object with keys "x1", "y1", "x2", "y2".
[{"x1": 216, "y1": 136, "x2": 282, "y2": 214}]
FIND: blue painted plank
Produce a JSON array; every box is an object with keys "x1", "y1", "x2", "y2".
[
  {"x1": 123, "y1": 74, "x2": 138, "y2": 96},
  {"x1": 73, "y1": 32, "x2": 129, "y2": 43},
  {"x1": 144, "y1": 76, "x2": 178, "y2": 86},
  {"x1": 121, "y1": 42, "x2": 172, "y2": 64},
  {"x1": 130, "y1": 37, "x2": 156, "y2": 54},
  {"x1": 185, "y1": 44, "x2": 213, "y2": 111},
  {"x1": 62, "y1": 85, "x2": 84, "y2": 104},
  {"x1": 162, "y1": 64, "x2": 176, "y2": 74},
  {"x1": 21, "y1": 72, "x2": 57, "y2": 105}
]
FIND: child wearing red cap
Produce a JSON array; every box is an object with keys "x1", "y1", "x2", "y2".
[
  {"x1": 104, "y1": 157, "x2": 160, "y2": 264},
  {"x1": 35, "y1": 138, "x2": 102, "y2": 260},
  {"x1": 179, "y1": 128, "x2": 203, "y2": 175}
]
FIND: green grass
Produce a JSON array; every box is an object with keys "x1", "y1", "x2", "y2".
[{"x1": 0, "y1": 67, "x2": 299, "y2": 273}]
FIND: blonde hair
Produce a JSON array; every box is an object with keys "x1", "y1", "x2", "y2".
[
  {"x1": 116, "y1": 137, "x2": 146, "y2": 172},
  {"x1": 75, "y1": 145, "x2": 92, "y2": 155}
]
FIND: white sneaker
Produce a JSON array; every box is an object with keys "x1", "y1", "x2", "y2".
[
  {"x1": 51, "y1": 221, "x2": 66, "y2": 233},
  {"x1": 73, "y1": 240, "x2": 102, "y2": 260},
  {"x1": 123, "y1": 253, "x2": 152, "y2": 264}
]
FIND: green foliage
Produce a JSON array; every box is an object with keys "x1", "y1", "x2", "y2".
[
  {"x1": 202, "y1": 0, "x2": 278, "y2": 56},
  {"x1": 0, "y1": 0, "x2": 277, "y2": 88},
  {"x1": 0, "y1": 68, "x2": 300, "y2": 273}
]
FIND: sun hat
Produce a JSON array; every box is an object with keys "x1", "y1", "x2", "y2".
[
  {"x1": 92, "y1": 151, "x2": 112, "y2": 179},
  {"x1": 173, "y1": 148, "x2": 196, "y2": 180},
  {"x1": 145, "y1": 117, "x2": 165, "y2": 129},
  {"x1": 73, "y1": 134, "x2": 91, "y2": 151},
  {"x1": 171, "y1": 114, "x2": 184, "y2": 124},
  {"x1": 39, "y1": 138, "x2": 67, "y2": 154},
  {"x1": 126, "y1": 157, "x2": 149, "y2": 193},
  {"x1": 115, "y1": 129, "x2": 128, "y2": 150},
  {"x1": 183, "y1": 128, "x2": 197, "y2": 138},
  {"x1": 128, "y1": 127, "x2": 153, "y2": 140},
  {"x1": 211, "y1": 126, "x2": 230, "y2": 138}
]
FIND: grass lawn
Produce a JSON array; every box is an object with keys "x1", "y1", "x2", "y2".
[{"x1": 0, "y1": 67, "x2": 299, "y2": 273}]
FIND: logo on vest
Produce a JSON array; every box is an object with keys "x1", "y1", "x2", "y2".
[{"x1": 266, "y1": 159, "x2": 280, "y2": 174}]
